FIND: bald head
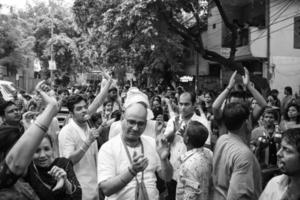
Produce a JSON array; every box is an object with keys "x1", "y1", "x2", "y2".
[
  {"x1": 124, "y1": 102, "x2": 147, "y2": 121},
  {"x1": 122, "y1": 102, "x2": 148, "y2": 142}
]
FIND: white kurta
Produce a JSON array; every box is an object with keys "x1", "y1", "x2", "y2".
[
  {"x1": 98, "y1": 134, "x2": 161, "y2": 200},
  {"x1": 59, "y1": 119, "x2": 99, "y2": 200}
]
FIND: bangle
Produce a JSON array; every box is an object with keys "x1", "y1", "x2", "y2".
[
  {"x1": 34, "y1": 121, "x2": 48, "y2": 133},
  {"x1": 128, "y1": 166, "x2": 137, "y2": 176},
  {"x1": 80, "y1": 141, "x2": 90, "y2": 152}
]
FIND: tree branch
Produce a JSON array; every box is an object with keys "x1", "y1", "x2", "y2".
[{"x1": 213, "y1": 0, "x2": 238, "y2": 61}]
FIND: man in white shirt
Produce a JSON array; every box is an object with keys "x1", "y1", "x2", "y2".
[
  {"x1": 59, "y1": 71, "x2": 113, "y2": 200},
  {"x1": 98, "y1": 102, "x2": 173, "y2": 200},
  {"x1": 163, "y1": 91, "x2": 211, "y2": 199}
]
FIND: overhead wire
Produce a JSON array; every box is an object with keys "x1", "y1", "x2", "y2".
[{"x1": 250, "y1": 0, "x2": 296, "y2": 44}]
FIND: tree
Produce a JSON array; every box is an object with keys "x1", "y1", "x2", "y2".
[
  {"x1": 19, "y1": 1, "x2": 81, "y2": 80},
  {"x1": 73, "y1": 0, "x2": 269, "y2": 91},
  {"x1": 0, "y1": 8, "x2": 35, "y2": 73},
  {"x1": 73, "y1": 0, "x2": 194, "y2": 86}
]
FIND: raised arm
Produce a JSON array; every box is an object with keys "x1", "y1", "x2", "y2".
[
  {"x1": 5, "y1": 81, "x2": 59, "y2": 175},
  {"x1": 242, "y1": 68, "x2": 267, "y2": 120},
  {"x1": 88, "y1": 69, "x2": 113, "y2": 115},
  {"x1": 212, "y1": 71, "x2": 237, "y2": 120}
]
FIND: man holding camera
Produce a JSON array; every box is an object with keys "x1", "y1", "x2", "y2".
[{"x1": 251, "y1": 108, "x2": 280, "y2": 168}]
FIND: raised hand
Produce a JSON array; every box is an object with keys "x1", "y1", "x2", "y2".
[
  {"x1": 131, "y1": 151, "x2": 148, "y2": 173},
  {"x1": 155, "y1": 114, "x2": 165, "y2": 136},
  {"x1": 242, "y1": 67, "x2": 250, "y2": 87},
  {"x1": 156, "y1": 134, "x2": 170, "y2": 160},
  {"x1": 228, "y1": 70, "x2": 237, "y2": 89},
  {"x1": 35, "y1": 81, "x2": 59, "y2": 113},
  {"x1": 99, "y1": 66, "x2": 111, "y2": 80}
]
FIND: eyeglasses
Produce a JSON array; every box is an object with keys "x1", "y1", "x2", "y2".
[{"x1": 126, "y1": 119, "x2": 146, "y2": 128}]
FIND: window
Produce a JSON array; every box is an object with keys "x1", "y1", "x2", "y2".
[
  {"x1": 294, "y1": 16, "x2": 300, "y2": 49},
  {"x1": 213, "y1": 24, "x2": 216, "y2": 29}
]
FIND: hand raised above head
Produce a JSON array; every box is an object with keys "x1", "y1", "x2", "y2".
[
  {"x1": 242, "y1": 67, "x2": 250, "y2": 87},
  {"x1": 99, "y1": 66, "x2": 111, "y2": 80},
  {"x1": 35, "y1": 80, "x2": 59, "y2": 113},
  {"x1": 155, "y1": 115, "x2": 165, "y2": 136},
  {"x1": 228, "y1": 70, "x2": 237, "y2": 89},
  {"x1": 156, "y1": 134, "x2": 170, "y2": 160}
]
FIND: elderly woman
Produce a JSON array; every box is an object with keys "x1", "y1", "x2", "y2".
[
  {"x1": 0, "y1": 81, "x2": 63, "y2": 199},
  {"x1": 25, "y1": 134, "x2": 81, "y2": 200}
]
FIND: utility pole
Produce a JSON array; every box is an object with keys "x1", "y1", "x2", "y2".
[
  {"x1": 49, "y1": 0, "x2": 55, "y2": 83},
  {"x1": 266, "y1": 0, "x2": 270, "y2": 77}
]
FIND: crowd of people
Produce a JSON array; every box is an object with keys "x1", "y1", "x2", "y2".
[{"x1": 0, "y1": 67, "x2": 300, "y2": 200}]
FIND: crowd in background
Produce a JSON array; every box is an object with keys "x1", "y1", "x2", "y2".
[{"x1": 0, "y1": 68, "x2": 300, "y2": 200}]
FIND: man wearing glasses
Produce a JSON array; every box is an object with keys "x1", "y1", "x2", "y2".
[{"x1": 98, "y1": 102, "x2": 173, "y2": 200}]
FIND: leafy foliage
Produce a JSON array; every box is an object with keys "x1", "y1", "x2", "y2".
[
  {"x1": 73, "y1": 0, "x2": 208, "y2": 83},
  {"x1": 0, "y1": 11, "x2": 35, "y2": 72}
]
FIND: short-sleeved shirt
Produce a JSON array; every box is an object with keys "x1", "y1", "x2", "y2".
[
  {"x1": 213, "y1": 134, "x2": 262, "y2": 200},
  {"x1": 98, "y1": 134, "x2": 161, "y2": 200}
]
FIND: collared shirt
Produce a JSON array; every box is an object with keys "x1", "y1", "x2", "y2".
[
  {"x1": 259, "y1": 174, "x2": 300, "y2": 200},
  {"x1": 176, "y1": 147, "x2": 213, "y2": 200},
  {"x1": 59, "y1": 119, "x2": 99, "y2": 200},
  {"x1": 164, "y1": 113, "x2": 211, "y2": 180},
  {"x1": 213, "y1": 134, "x2": 262, "y2": 200}
]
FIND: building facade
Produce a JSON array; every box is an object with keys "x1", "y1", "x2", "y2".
[{"x1": 193, "y1": 0, "x2": 300, "y2": 97}]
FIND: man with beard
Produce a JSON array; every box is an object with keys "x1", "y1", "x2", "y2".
[
  {"x1": 259, "y1": 128, "x2": 300, "y2": 200},
  {"x1": 213, "y1": 102, "x2": 262, "y2": 200}
]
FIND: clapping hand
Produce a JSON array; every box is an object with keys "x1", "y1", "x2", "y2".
[
  {"x1": 131, "y1": 151, "x2": 148, "y2": 173},
  {"x1": 156, "y1": 133, "x2": 170, "y2": 160},
  {"x1": 155, "y1": 114, "x2": 165, "y2": 136},
  {"x1": 242, "y1": 67, "x2": 250, "y2": 87},
  {"x1": 228, "y1": 70, "x2": 237, "y2": 90}
]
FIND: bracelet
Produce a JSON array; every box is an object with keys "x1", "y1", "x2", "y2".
[
  {"x1": 128, "y1": 166, "x2": 137, "y2": 177},
  {"x1": 80, "y1": 141, "x2": 90, "y2": 153},
  {"x1": 226, "y1": 87, "x2": 231, "y2": 92},
  {"x1": 34, "y1": 121, "x2": 48, "y2": 133}
]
